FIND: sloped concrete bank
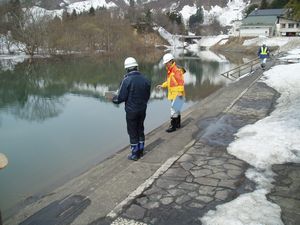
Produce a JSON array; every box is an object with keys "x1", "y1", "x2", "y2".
[
  {"x1": 101, "y1": 71, "x2": 280, "y2": 225},
  {"x1": 7, "y1": 59, "x2": 298, "y2": 225}
]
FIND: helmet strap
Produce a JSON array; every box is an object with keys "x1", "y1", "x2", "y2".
[{"x1": 126, "y1": 66, "x2": 138, "y2": 73}]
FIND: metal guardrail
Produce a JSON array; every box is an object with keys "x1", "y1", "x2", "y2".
[
  {"x1": 220, "y1": 51, "x2": 300, "y2": 81},
  {"x1": 220, "y1": 57, "x2": 261, "y2": 80}
]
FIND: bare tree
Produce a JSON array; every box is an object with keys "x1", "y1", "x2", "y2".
[
  {"x1": 8, "y1": 8, "x2": 50, "y2": 57},
  {"x1": 1, "y1": 31, "x2": 18, "y2": 54}
]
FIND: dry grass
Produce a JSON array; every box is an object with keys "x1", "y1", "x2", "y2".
[{"x1": 212, "y1": 36, "x2": 280, "y2": 57}]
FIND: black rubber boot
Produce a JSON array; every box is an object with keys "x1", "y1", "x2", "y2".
[
  {"x1": 176, "y1": 115, "x2": 181, "y2": 128},
  {"x1": 166, "y1": 118, "x2": 176, "y2": 133},
  {"x1": 138, "y1": 141, "x2": 144, "y2": 158}
]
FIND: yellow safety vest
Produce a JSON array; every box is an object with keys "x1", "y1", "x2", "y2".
[{"x1": 261, "y1": 47, "x2": 268, "y2": 55}]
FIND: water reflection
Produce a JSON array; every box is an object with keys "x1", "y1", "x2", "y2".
[
  {"x1": 0, "y1": 52, "x2": 246, "y2": 220},
  {"x1": 0, "y1": 54, "x2": 235, "y2": 122}
]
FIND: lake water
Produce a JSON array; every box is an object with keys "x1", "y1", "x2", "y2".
[{"x1": 0, "y1": 52, "x2": 241, "y2": 219}]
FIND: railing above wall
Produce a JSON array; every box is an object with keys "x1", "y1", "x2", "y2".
[{"x1": 220, "y1": 57, "x2": 261, "y2": 81}]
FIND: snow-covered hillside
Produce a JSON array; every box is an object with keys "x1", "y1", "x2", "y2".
[
  {"x1": 180, "y1": 0, "x2": 247, "y2": 27},
  {"x1": 25, "y1": 0, "x2": 249, "y2": 27}
]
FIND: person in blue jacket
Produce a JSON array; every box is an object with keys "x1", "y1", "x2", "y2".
[
  {"x1": 257, "y1": 44, "x2": 270, "y2": 69},
  {"x1": 112, "y1": 57, "x2": 151, "y2": 160}
]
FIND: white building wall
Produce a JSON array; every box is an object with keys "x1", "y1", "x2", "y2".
[
  {"x1": 277, "y1": 17, "x2": 300, "y2": 36},
  {"x1": 239, "y1": 28, "x2": 269, "y2": 37}
]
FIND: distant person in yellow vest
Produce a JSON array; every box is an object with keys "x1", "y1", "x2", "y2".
[
  {"x1": 257, "y1": 44, "x2": 270, "y2": 70},
  {"x1": 0, "y1": 153, "x2": 8, "y2": 225},
  {"x1": 156, "y1": 53, "x2": 185, "y2": 133}
]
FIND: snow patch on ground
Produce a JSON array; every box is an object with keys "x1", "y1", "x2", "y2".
[
  {"x1": 201, "y1": 190, "x2": 283, "y2": 225},
  {"x1": 201, "y1": 53, "x2": 300, "y2": 225}
]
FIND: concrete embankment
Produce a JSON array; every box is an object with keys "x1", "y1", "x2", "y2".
[{"x1": 6, "y1": 58, "x2": 299, "y2": 225}]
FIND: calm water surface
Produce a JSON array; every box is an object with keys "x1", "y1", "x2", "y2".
[{"x1": 0, "y1": 53, "x2": 241, "y2": 219}]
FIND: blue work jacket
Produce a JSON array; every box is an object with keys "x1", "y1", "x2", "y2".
[{"x1": 112, "y1": 71, "x2": 151, "y2": 113}]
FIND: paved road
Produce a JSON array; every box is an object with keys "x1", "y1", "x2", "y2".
[{"x1": 6, "y1": 60, "x2": 300, "y2": 225}]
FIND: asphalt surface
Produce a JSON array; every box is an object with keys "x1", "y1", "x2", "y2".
[{"x1": 5, "y1": 59, "x2": 300, "y2": 225}]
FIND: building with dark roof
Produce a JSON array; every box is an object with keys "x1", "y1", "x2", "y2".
[{"x1": 234, "y1": 8, "x2": 300, "y2": 37}]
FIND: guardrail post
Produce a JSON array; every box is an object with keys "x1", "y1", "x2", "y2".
[{"x1": 219, "y1": 57, "x2": 262, "y2": 80}]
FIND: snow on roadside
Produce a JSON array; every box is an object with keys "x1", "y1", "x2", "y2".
[
  {"x1": 201, "y1": 51, "x2": 300, "y2": 225},
  {"x1": 243, "y1": 36, "x2": 300, "y2": 53},
  {"x1": 278, "y1": 48, "x2": 300, "y2": 63},
  {"x1": 243, "y1": 36, "x2": 291, "y2": 47},
  {"x1": 229, "y1": 63, "x2": 300, "y2": 170},
  {"x1": 198, "y1": 35, "x2": 229, "y2": 47},
  {"x1": 202, "y1": 190, "x2": 283, "y2": 225}
]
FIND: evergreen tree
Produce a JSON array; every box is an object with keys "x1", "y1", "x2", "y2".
[
  {"x1": 62, "y1": 10, "x2": 70, "y2": 21},
  {"x1": 8, "y1": 0, "x2": 23, "y2": 20},
  {"x1": 270, "y1": 0, "x2": 289, "y2": 8},
  {"x1": 129, "y1": 0, "x2": 135, "y2": 8},
  {"x1": 4, "y1": 0, "x2": 24, "y2": 32},
  {"x1": 260, "y1": 0, "x2": 269, "y2": 9},
  {"x1": 166, "y1": 11, "x2": 182, "y2": 25},
  {"x1": 128, "y1": 0, "x2": 136, "y2": 22},
  {"x1": 244, "y1": 4, "x2": 259, "y2": 17},
  {"x1": 9, "y1": 0, "x2": 22, "y2": 12},
  {"x1": 189, "y1": 7, "x2": 204, "y2": 27},
  {"x1": 145, "y1": 8, "x2": 152, "y2": 24},
  {"x1": 286, "y1": 0, "x2": 300, "y2": 20},
  {"x1": 89, "y1": 6, "x2": 95, "y2": 16},
  {"x1": 71, "y1": 9, "x2": 77, "y2": 19}
]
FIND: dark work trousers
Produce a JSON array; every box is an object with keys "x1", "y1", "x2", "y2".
[{"x1": 126, "y1": 109, "x2": 146, "y2": 145}]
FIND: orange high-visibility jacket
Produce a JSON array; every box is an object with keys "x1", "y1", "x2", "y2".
[{"x1": 161, "y1": 62, "x2": 185, "y2": 100}]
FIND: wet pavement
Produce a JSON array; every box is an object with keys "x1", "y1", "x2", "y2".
[
  {"x1": 6, "y1": 59, "x2": 300, "y2": 225},
  {"x1": 268, "y1": 164, "x2": 300, "y2": 225},
  {"x1": 103, "y1": 81, "x2": 281, "y2": 225}
]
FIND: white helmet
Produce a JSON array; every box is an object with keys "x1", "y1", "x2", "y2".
[
  {"x1": 124, "y1": 57, "x2": 138, "y2": 69},
  {"x1": 162, "y1": 53, "x2": 174, "y2": 64}
]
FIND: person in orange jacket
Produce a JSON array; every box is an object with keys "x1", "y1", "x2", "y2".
[{"x1": 156, "y1": 53, "x2": 185, "y2": 132}]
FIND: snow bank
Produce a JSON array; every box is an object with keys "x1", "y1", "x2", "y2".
[
  {"x1": 243, "y1": 36, "x2": 292, "y2": 47},
  {"x1": 228, "y1": 63, "x2": 300, "y2": 170},
  {"x1": 201, "y1": 50, "x2": 300, "y2": 225},
  {"x1": 201, "y1": 190, "x2": 283, "y2": 225},
  {"x1": 243, "y1": 36, "x2": 300, "y2": 54},
  {"x1": 198, "y1": 35, "x2": 229, "y2": 47}
]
